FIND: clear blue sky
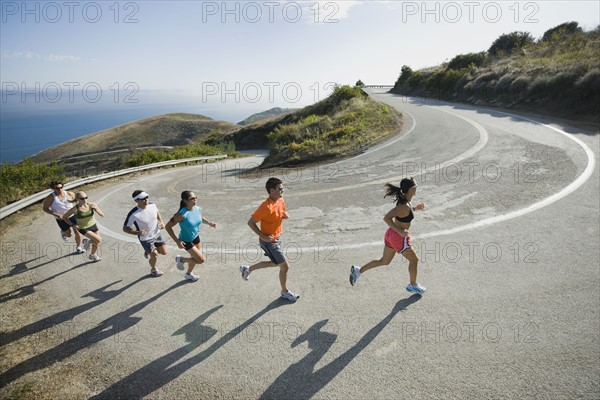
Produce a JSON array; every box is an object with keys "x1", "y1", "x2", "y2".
[{"x1": 1, "y1": 0, "x2": 599, "y2": 113}]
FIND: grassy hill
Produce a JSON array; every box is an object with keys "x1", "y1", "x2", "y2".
[
  {"x1": 237, "y1": 107, "x2": 296, "y2": 126},
  {"x1": 31, "y1": 113, "x2": 238, "y2": 175},
  {"x1": 390, "y1": 22, "x2": 600, "y2": 125},
  {"x1": 210, "y1": 86, "x2": 403, "y2": 168}
]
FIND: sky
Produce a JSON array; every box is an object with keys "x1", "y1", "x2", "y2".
[{"x1": 1, "y1": 0, "x2": 600, "y2": 119}]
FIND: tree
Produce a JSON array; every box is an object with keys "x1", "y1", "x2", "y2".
[
  {"x1": 355, "y1": 80, "x2": 365, "y2": 87},
  {"x1": 488, "y1": 32, "x2": 534, "y2": 56}
]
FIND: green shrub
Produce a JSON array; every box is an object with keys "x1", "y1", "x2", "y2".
[
  {"x1": 0, "y1": 159, "x2": 66, "y2": 205},
  {"x1": 542, "y1": 22, "x2": 583, "y2": 42},
  {"x1": 489, "y1": 31, "x2": 534, "y2": 56},
  {"x1": 575, "y1": 68, "x2": 600, "y2": 96},
  {"x1": 447, "y1": 52, "x2": 487, "y2": 70}
]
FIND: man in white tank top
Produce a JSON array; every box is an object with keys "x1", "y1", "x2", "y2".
[
  {"x1": 123, "y1": 190, "x2": 168, "y2": 277},
  {"x1": 42, "y1": 180, "x2": 84, "y2": 253}
]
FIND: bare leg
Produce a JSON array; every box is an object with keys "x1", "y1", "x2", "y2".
[
  {"x1": 360, "y1": 246, "x2": 396, "y2": 274},
  {"x1": 401, "y1": 248, "x2": 419, "y2": 285}
]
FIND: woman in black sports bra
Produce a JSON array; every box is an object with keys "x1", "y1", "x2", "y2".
[{"x1": 349, "y1": 177, "x2": 427, "y2": 295}]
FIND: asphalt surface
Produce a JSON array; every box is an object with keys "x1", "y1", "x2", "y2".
[{"x1": 1, "y1": 89, "x2": 598, "y2": 399}]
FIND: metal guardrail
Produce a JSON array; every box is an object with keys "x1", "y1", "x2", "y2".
[{"x1": 0, "y1": 155, "x2": 227, "y2": 220}]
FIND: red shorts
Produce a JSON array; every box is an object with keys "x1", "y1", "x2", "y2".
[{"x1": 384, "y1": 228, "x2": 412, "y2": 254}]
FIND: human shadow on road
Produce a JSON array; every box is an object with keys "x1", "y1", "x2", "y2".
[
  {"x1": 260, "y1": 295, "x2": 421, "y2": 400},
  {"x1": 90, "y1": 298, "x2": 292, "y2": 400},
  {"x1": 0, "y1": 276, "x2": 150, "y2": 347},
  {"x1": 0, "y1": 250, "x2": 86, "y2": 281},
  {"x1": 0, "y1": 260, "x2": 93, "y2": 304},
  {"x1": 0, "y1": 280, "x2": 188, "y2": 386}
]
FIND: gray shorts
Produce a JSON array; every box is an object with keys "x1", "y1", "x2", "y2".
[
  {"x1": 259, "y1": 238, "x2": 286, "y2": 265},
  {"x1": 140, "y1": 233, "x2": 166, "y2": 255}
]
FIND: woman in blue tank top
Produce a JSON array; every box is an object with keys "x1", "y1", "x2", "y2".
[{"x1": 165, "y1": 190, "x2": 217, "y2": 282}]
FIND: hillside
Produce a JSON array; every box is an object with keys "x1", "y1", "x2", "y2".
[
  {"x1": 390, "y1": 22, "x2": 600, "y2": 125},
  {"x1": 32, "y1": 113, "x2": 238, "y2": 163},
  {"x1": 237, "y1": 107, "x2": 296, "y2": 126},
  {"x1": 210, "y1": 86, "x2": 403, "y2": 167},
  {"x1": 30, "y1": 113, "x2": 238, "y2": 176}
]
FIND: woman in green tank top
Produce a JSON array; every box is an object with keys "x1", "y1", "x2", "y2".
[{"x1": 62, "y1": 191, "x2": 105, "y2": 262}]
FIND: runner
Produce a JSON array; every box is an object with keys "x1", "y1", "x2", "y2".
[
  {"x1": 349, "y1": 177, "x2": 427, "y2": 295},
  {"x1": 165, "y1": 190, "x2": 217, "y2": 282},
  {"x1": 240, "y1": 177, "x2": 300, "y2": 302},
  {"x1": 42, "y1": 181, "x2": 84, "y2": 253},
  {"x1": 62, "y1": 191, "x2": 105, "y2": 262},
  {"x1": 123, "y1": 190, "x2": 168, "y2": 277}
]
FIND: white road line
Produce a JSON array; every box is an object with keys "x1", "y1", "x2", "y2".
[{"x1": 95, "y1": 109, "x2": 594, "y2": 253}]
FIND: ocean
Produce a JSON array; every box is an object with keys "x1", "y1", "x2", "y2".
[{"x1": 0, "y1": 97, "x2": 250, "y2": 163}]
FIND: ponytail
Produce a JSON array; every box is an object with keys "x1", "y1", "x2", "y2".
[
  {"x1": 178, "y1": 190, "x2": 193, "y2": 213},
  {"x1": 384, "y1": 177, "x2": 416, "y2": 205},
  {"x1": 384, "y1": 183, "x2": 408, "y2": 205}
]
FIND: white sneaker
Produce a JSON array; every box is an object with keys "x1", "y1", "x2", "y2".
[
  {"x1": 349, "y1": 265, "x2": 361, "y2": 286},
  {"x1": 75, "y1": 246, "x2": 85, "y2": 254},
  {"x1": 89, "y1": 254, "x2": 101, "y2": 262},
  {"x1": 175, "y1": 256, "x2": 185, "y2": 271},
  {"x1": 61, "y1": 231, "x2": 69, "y2": 241},
  {"x1": 406, "y1": 283, "x2": 426, "y2": 295},
  {"x1": 184, "y1": 273, "x2": 199, "y2": 282},
  {"x1": 82, "y1": 238, "x2": 91, "y2": 251},
  {"x1": 240, "y1": 265, "x2": 250, "y2": 281},
  {"x1": 280, "y1": 290, "x2": 300, "y2": 302}
]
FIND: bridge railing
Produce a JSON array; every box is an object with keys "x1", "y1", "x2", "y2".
[{"x1": 0, "y1": 155, "x2": 227, "y2": 220}]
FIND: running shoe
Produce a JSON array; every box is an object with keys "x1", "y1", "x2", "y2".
[
  {"x1": 175, "y1": 255, "x2": 185, "y2": 270},
  {"x1": 144, "y1": 252, "x2": 150, "y2": 260},
  {"x1": 184, "y1": 273, "x2": 199, "y2": 282},
  {"x1": 89, "y1": 254, "x2": 101, "y2": 262},
  {"x1": 151, "y1": 269, "x2": 164, "y2": 277},
  {"x1": 61, "y1": 231, "x2": 69, "y2": 241},
  {"x1": 406, "y1": 283, "x2": 426, "y2": 295},
  {"x1": 75, "y1": 246, "x2": 85, "y2": 254},
  {"x1": 280, "y1": 290, "x2": 300, "y2": 302},
  {"x1": 349, "y1": 265, "x2": 361, "y2": 286},
  {"x1": 82, "y1": 238, "x2": 91, "y2": 251},
  {"x1": 240, "y1": 265, "x2": 250, "y2": 281}
]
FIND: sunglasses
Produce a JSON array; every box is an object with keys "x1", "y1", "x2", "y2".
[
  {"x1": 138, "y1": 197, "x2": 149, "y2": 201},
  {"x1": 54, "y1": 186, "x2": 63, "y2": 190},
  {"x1": 77, "y1": 196, "x2": 88, "y2": 200}
]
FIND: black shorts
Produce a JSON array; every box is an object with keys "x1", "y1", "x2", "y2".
[
  {"x1": 182, "y1": 235, "x2": 200, "y2": 250},
  {"x1": 56, "y1": 216, "x2": 77, "y2": 232},
  {"x1": 79, "y1": 224, "x2": 99, "y2": 235}
]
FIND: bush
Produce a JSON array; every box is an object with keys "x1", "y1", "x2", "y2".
[
  {"x1": 575, "y1": 68, "x2": 600, "y2": 96},
  {"x1": 488, "y1": 31, "x2": 534, "y2": 56},
  {"x1": 542, "y1": 22, "x2": 582, "y2": 42},
  {"x1": 447, "y1": 52, "x2": 487, "y2": 70},
  {"x1": 0, "y1": 159, "x2": 66, "y2": 205}
]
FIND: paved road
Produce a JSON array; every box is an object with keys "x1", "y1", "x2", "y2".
[{"x1": 1, "y1": 89, "x2": 598, "y2": 399}]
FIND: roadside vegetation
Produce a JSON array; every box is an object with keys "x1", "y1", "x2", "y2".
[
  {"x1": 212, "y1": 85, "x2": 402, "y2": 167},
  {"x1": 0, "y1": 159, "x2": 66, "y2": 206},
  {"x1": 125, "y1": 141, "x2": 237, "y2": 167},
  {"x1": 390, "y1": 22, "x2": 600, "y2": 124}
]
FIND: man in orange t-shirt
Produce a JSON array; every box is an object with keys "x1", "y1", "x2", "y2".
[{"x1": 240, "y1": 177, "x2": 299, "y2": 302}]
